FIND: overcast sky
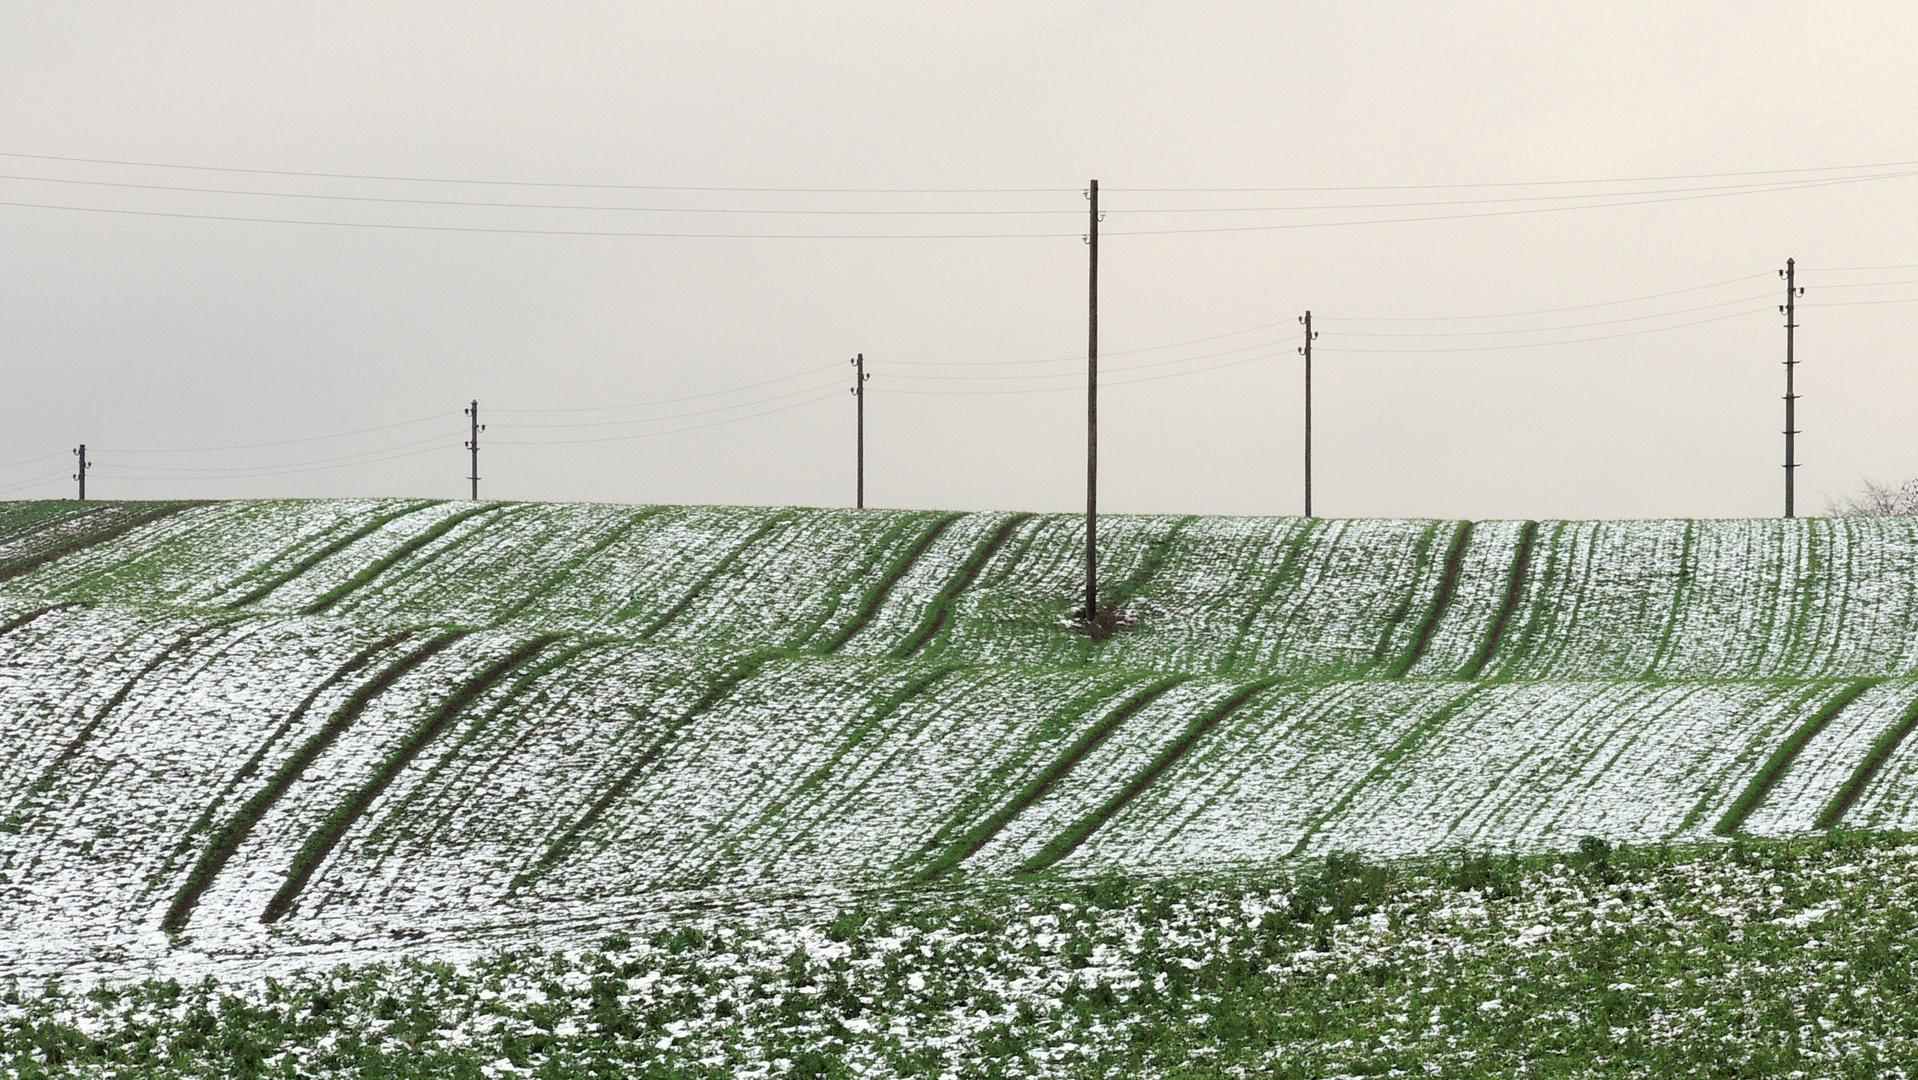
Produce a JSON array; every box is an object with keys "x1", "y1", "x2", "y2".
[{"x1": 2, "y1": 3, "x2": 1915, "y2": 519}]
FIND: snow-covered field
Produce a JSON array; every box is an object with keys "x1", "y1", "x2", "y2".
[{"x1": 5, "y1": 498, "x2": 1918, "y2": 988}]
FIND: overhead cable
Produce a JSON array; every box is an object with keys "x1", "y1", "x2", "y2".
[
  {"x1": 491, "y1": 387, "x2": 842, "y2": 445},
  {"x1": 0, "y1": 167, "x2": 1901, "y2": 217},
  {"x1": 1318, "y1": 305, "x2": 1775, "y2": 354},
  {"x1": 489, "y1": 380, "x2": 844, "y2": 430}
]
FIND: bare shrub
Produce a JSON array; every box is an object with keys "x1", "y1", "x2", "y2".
[{"x1": 1826, "y1": 478, "x2": 1918, "y2": 517}]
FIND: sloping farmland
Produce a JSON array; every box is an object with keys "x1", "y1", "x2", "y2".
[{"x1": 6, "y1": 497, "x2": 1918, "y2": 976}]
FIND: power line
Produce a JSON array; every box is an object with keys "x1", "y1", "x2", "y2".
[
  {"x1": 97, "y1": 432, "x2": 455, "y2": 474},
  {"x1": 881, "y1": 339, "x2": 1282, "y2": 381},
  {"x1": 1318, "y1": 305, "x2": 1775, "y2": 354},
  {"x1": 1801, "y1": 296, "x2": 1918, "y2": 308},
  {"x1": 490, "y1": 380, "x2": 843, "y2": 429},
  {"x1": 9, "y1": 169, "x2": 1913, "y2": 240},
  {"x1": 0, "y1": 173, "x2": 1081, "y2": 215},
  {"x1": 0, "y1": 468, "x2": 70, "y2": 496},
  {"x1": 0, "y1": 167, "x2": 1898, "y2": 217},
  {"x1": 1111, "y1": 169, "x2": 1918, "y2": 237},
  {"x1": 490, "y1": 386, "x2": 843, "y2": 446},
  {"x1": 1801, "y1": 263, "x2": 1918, "y2": 272},
  {"x1": 876, "y1": 350, "x2": 1288, "y2": 395},
  {"x1": 1120, "y1": 159, "x2": 1918, "y2": 192},
  {"x1": 97, "y1": 412, "x2": 449, "y2": 454},
  {"x1": 94, "y1": 439, "x2": 460, "y2": 480},
  {"x1": 1326, "y1": 272, "x2": 1773, "y2": 322},
  {"x1": 1805, "y1": 278, "x2": 1918, "y2": 291},
  {"x1": 0, "y1": 451, "x2": 68, "y2": 472},
  {"x1": 0, "y1": 199, "x2": 1080, "y2": 239},
  {"x1": 10, "y1": 147, "x2": 1913, "y2": 194},
  {"x1": 1330, "y1": 292, "x2": 1777, "y2": 338},
  {"x1": 490, "y1": 363, "x2": 841, "y2": 414},
  {"x1": 0, "y1": 151, "x2": 1074, "y2": 194}
]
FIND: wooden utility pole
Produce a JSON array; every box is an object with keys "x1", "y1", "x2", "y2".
[
  {"x1": 1300, "y1": 311, "x2": 1317, "y2": 518},
  {"x1": 1085, "y1": 180, "x2": 1100, "y2": 622},
  {"x1": 850, "y1": 353, "x2": 869, "y2": 508},
  {"x1": 1780, "y1": 259, "x2": 1802, "y2": 518},
  {"x1": 464, "y1": 400, "x2": 484, "y2": 501},
  {"x1": 72, "y1": 444, "x2": 89, "y2": 500}
]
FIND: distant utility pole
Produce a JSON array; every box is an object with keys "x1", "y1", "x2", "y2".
[
  {"x1": 850, "y1": 353, "x2": 869, "y2": 508},
  {"x1": 464, "y1": 400, "x2": 484, "y2": 501},
  {"x1": 1300, "y1": 311, "x2": 1317, "y2": 518},
  {"x1": 1085, "y1": 179, "x2": 1100, "y2": 622},
  {"x1": 1779, "y1": 259, "x2": 1802, "y2": 518},
  {"x1": 72, "y1": 444, "x2": 90, "y2": 501}
]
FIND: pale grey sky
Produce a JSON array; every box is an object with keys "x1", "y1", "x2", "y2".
[{"x1": 2, "y1": 2, "x2": 1915, "y2": 519}]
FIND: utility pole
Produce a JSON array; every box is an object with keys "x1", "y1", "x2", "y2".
[
  {"x1": 850, "y1": 353, "x2": 869, "y2": 508},
  {"x1": 1779, "y1": 260, "x2": 1802, "y2": 518},
  {"x1": 464, "y1": 400, "x2": 484, "y2": 501},
  {"x1": 1300, "y1": 311, "x2": 1317, "y2": 518},
  {"x1": 72, "y1": 444, "x2": 90, "y2": 501},
  {"x1": 1085, "y1": 179, "x2": 1100, "y2": 623}
]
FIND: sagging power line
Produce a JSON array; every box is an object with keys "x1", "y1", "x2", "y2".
[{"x1": 7, "y1": 259, "x2": 1913, "y2": 512}]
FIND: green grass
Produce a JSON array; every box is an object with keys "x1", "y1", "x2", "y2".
[{"x1": 11, "y1": 831, "x2": 1918, "y2": 1078}]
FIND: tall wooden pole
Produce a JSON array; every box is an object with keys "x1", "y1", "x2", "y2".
[
  {"x1": 1085, "y1": 180, "x2": 1099, "y2": 622},
  {"x1": 464, "y1": 400, "x2": 483, "y2": 501},
  {"x1": 1780, "y1": 259, "x2": 1802, "y2": 518},
  {"x1": 1301, "y1": 311, "x2": 1315, "y2": 518},
  {"x1": 851, "y1": 353, "x2": 868, "y2": 508}
]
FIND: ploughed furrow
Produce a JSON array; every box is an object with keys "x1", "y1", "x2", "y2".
[
  {"x1": 0, "y1": 501, "x2": 206, "y2": 583},
  {"x1": 160, "y1": 631, "x2": 467, "y2": 932},
  {"x1": 3, "y1": 618, "x2": 242, "y2": 832},
  {"x1": 890, "y1": 513, "x2": 1032, "y2": 659},
  {"x1": 329, "y1": 643, "x2": 745, "y2": 916},
  {"x1": 1723, "y1": 681, "x2": 1918, "y2": 835},
  {"x1": 1238, "y1": 519, "x2": 1459, "y2": 679},
  {"x1": 0, "y1": 602, "x2": 80, "y2": 638},
  {"x1": 1052, "y1": 681, "x2": 1454, "y2": 874},
  {"x1": 1014, "y1": 680, "x2": 1275, "y2": 875},
  {"x1": 815, "y1": 514, "x2": 961, "y2": 653},
  {"x1": 1716, "y1": 678, "x2": 1882, "y2": 836},
  {"x1": 1286, "y1": 685, "x2": 1487, "y2": 857},
  {"x1": 1816, "y1": 689, "x2": 1918, "y2": 830},
  {"x1": 152, "y1": 632, "x2": 415, "y2": 893},
  {"x1": 511, "y1": 649, "x2": 780, "y2": 892},
  {"x1": 1313, "y1": 681, "x2": 1839, "y2": 857},
  {"x1": 635, "y1": 511, "x2": 797, "y2": 640},
  {"x1": 1217, "y1": 518, "x2": 1320, "y2": 675},
  {"x1": 710, "y1": 664, "x2": 961, "y2": 870},
  {"x1": 353, "y1": 639, "x2": 609, "y2": 855},
  {"x1": 1363, "y1": 520, "x2": 1443, "y2": 673},
  {"x1": 507, "y1": 660, "x2": 1169, "y2": 901},
  {"x1": 261, "y1": 636, "x2": 562, "y2": 923},
  {"x1": 1460, "y1": 520, "x2": 1539, "y2": 679},
  {"x1": 492, "y1": 507, "x2": 674, "y2": 625},
  {"x1": 1101, "y1": 515, "x2": 1195, "y2": 610},
  {"x1": 220, "y1": 502, "x2": 441, "y2": 609},
  {"x1": 0, "y1": 608, "x2": 188, "y2": 801},
  {"x1": 1644, "y1": 519, "x2": 1697, "y2": 677},
  {"x1": 912, "y1": 677, "x2": 1189, "y2": 883},
  {"x1": 320, "y1": 503, "x2": 545, "y2": 621},
  {"x1": 1387, "y1": 521, "x2": 1472, "y2": 678},
  {"x1": 301, "y1": 504, "x2": 507, "y2": 615}
]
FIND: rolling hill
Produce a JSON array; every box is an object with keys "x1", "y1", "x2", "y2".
[{"x1": 5, "y1": 497, "x2": 1918, "y2": 977}]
